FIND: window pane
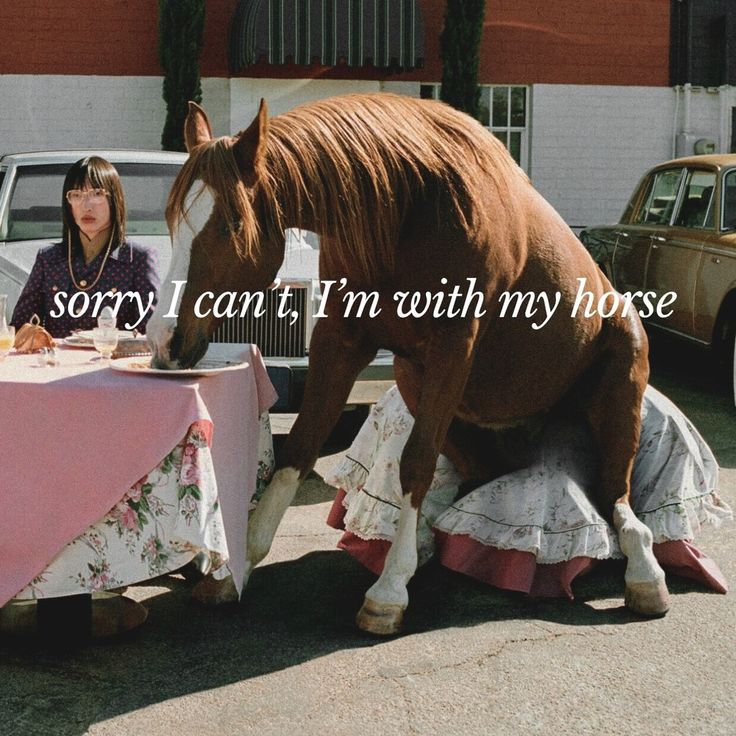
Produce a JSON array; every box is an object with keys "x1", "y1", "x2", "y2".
[
  {"x1": 510, "y1": 87, "x2": 526, "y2": 126},
  {"x1": 6, "y1": 164, "x2": 67, "y2": 241},
  {"x1": 115, "y1": 163, "x2": 181, "y2": 235},
  {"x1": 494, "y1": 131, "x2": 508, "y2": 146},
  {"x1": 477, "y1": 86, "x2": 491, "y2": 126},
  {"x1": 509, "y1": 131, "x2": 522, "y2": 164},
  {"x1": 723, "y1": 170, "x2": 736, "y2": 230},
  {"x1": 635, "y1": 169, "x2": 683, "y2": 225},
  {"x1": 5, "y1": 161, "x2": 182, "y2": 242},
  {"x1": 674, "y1": 170, "x2": 716, "y2": 228},
  {"x1": 492, "y1": 87, "x2": 509, "y2": 127}
]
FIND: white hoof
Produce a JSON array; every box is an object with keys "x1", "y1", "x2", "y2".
[
  {"x1": 191, "y1": 575, "x2": 238, "y2": 605},
  {"x1": 356, "y1": 597, "x2": 406, "y2": 636},
  {"x1": 625, "y1": 578, "x2": 671, "y2": 617}
]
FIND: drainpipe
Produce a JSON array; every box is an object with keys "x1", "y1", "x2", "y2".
[
  {"x1": 673, "y1": 85, "x2": 681, "y2": 158},
  {"x1": 719, "y1": 85, "x2": 730, "y2": 153},
  {"x1": 683, "y1": 81, "x2": 692, "y2": 138},
  {"x1": 675, "y1": 82, "x2": 693, "y2": 157}
]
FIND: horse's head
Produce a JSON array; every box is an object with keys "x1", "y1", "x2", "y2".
[{"x1": 147, "y1": 100, "x2": 284, "y2": 368}]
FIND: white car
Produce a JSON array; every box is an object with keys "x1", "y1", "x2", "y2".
[{"x1": 0, "y1": 150, "x2": 392, "y2": 415}]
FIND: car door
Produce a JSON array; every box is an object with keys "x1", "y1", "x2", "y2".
[
  {"x1": 693, "y1": 167, "x2": 736, "y2": 344},
  {"x1": 645, "y1": 168, "x2": 715, "y2": 336},
  {"x1": 612, "y1": 167, "x2": 684, "y2": 299}
]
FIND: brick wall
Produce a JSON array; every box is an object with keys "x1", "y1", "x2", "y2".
[
  {"x1": 0, "y1": 0, "x2": 235, "y2": 77},
  {"x1": 227, "y1": 0, "x2": 670, "y2": 86},
  {"x1": 0, "y1": 1, "x2": 670, "y2": 86},
  {"x1": 480, "y1": 0, "x2": 670, "y2": 86}
]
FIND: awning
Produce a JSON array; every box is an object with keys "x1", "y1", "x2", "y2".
[{"x1": 229, "y1": 0, "x2": 424, "y2": 72}]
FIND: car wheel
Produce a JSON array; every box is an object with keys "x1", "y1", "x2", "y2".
[{"x1": 714, "y1": 304, "x2": 736, "y2": 405}]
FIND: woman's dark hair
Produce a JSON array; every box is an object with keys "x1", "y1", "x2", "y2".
[{"x1": 62, "y1": 156, "x2": 126, "y2": 248}]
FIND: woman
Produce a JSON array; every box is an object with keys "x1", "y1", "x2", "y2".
[{"x1": 11, "y1": 156, "x2": 160, "y2": 337}]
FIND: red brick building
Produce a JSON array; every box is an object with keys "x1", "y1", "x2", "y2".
[{"x1": 0, "y1": 1, "x2": 730, "y2": 227}]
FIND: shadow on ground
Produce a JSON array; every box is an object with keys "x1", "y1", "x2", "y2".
[{"x1": 0, "y1": 548, "x2": 716, "y2": 736}]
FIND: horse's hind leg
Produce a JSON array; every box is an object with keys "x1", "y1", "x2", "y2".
[{"x1": 582, "y1": 314, "x2": 669, "y2": 616}]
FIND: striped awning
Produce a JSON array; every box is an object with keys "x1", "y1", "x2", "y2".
[{"x1": 229, "y1": 0, "x2": 424, "y2": 71}]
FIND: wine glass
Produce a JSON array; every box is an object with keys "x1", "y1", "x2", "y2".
[
  {"x1": 0, "y1": 325, "x2": 15, "y2": 361},
  {"x1": 92, "y1": 327, "x2": 118, "y2": 362}
]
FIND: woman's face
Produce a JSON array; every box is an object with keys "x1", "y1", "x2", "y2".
[{"x1": 68, "y1": 183, "x2": 112, "y2": 240}]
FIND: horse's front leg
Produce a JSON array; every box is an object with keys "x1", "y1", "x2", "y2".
[
  {"x1": 357, "y1": 325, "x2": 479, "y2": 635},
  {"x1": 244, "y1": 318, "x2": 376, "y2": 585}
]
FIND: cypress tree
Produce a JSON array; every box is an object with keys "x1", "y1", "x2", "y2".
[
  {"x1": 440, "y1": 0, "x2": 486, "y2": 120},
  {"x1": 158, "y1": 0, "x2": 206, "y2": 151}
]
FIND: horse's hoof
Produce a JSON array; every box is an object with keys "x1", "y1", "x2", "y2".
[
  {"x1": 625, "y1": 579, "x2": 671, "y2": 617},
  {"x1": 191, "y1": 575, "x2": 238, "y2": 605},
  {"x1": 356, "y1": 598, "x2": 405, "y2": 636}
]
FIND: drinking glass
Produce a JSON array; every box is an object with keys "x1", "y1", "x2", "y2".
[
  {"x1": 92, "y1": 327, "x2": 118, "y2": 362},
  {"x1": 0, "y1": 325, "x2": 15, "y2": 361}
]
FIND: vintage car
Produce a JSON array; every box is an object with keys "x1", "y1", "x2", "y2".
[
  {"x1": 580, "y1": 154, "x2": 736, "y2": 381},
  {"x1": 0, "y1": 150, "x2": 392, "y2": 416}
]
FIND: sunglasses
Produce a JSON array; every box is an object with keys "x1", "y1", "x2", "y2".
[{"x1": 66, "y1": 188, "x2": 109, "y2": 205}]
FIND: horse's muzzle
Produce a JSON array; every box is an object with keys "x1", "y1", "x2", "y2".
[{"x1": 167, "y1": 326, "x2": 209, "y2": 369}]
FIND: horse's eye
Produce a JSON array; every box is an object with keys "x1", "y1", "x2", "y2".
[{"x1": 218, "y1": 217, "x2": 242, "y2": 238}]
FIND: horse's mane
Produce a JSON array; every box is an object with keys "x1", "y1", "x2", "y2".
[{"x1": 168, "y1": 93, "x2": 523, "y2": 281}]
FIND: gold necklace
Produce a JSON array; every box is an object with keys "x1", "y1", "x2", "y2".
[{"x1": 67, "y1": 229, "x2": 115, "y2": 291}]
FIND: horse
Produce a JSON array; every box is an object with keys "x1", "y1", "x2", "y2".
[{"x1": 146, "y1": 93, "x2": 668, "y2": 635}]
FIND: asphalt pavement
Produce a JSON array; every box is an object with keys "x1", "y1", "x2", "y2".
[{"x1": 1, "y1": 334, "x2": 735, "y2": 736}]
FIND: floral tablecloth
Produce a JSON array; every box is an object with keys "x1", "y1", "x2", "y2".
[
  {"x1": 0, "y1": 343, "x2": 278, "y2": 606},
  {"x1": 13, "y1": 415, "x2": 274, "y2": 600}
]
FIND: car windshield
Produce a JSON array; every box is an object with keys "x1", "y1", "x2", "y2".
[
  {"x1": 634, "y1": 168, "x2": 684, "y2": 225},
  {"x1": 4, "y1": 162, "x2": 181, "y2": 242}
]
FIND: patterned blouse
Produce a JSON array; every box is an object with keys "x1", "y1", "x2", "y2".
[{"x1": 10, "y1": 240, "x2": 160, "y2": 337}]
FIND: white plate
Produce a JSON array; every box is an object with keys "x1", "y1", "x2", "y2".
[
  {"x1": 64, "y1": 333, "x2": 144, "y2": 349},
  {"x1": 110, "y1": 356, "x2": 247, "y2": 377},
  {"x1": 73, "y1": 329, "x2": 135, "y2": 343},
  {"x1": 63, "y1": 335, "x2": 97, "y2": 348}
]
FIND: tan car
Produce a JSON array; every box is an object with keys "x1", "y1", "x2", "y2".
[{"x1": 580, "y1": 154, "x2": 736, "y2": 373}]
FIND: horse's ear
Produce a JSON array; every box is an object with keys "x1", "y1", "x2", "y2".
[
  {"x1": 184, "y1": 101, "x2": 213, "y2": 151},
  {"x1": 233, "y1": 98, "x2": 269, "y2": 187}
]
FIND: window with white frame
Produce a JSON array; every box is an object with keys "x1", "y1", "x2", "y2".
[{"x1": 420, "y1": 84, "x2": 529, "y2": 170}]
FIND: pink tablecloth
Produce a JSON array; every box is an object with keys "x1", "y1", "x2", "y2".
[{"x1": 0, "y1": 343, "x2": 277, "y2": 607}]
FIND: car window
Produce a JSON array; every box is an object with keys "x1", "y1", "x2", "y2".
[
  {"x1": 722, "y1": 170, "x2": 736, "y2": 231},
  {"x1": 5, "y1": 161, "x2": 181, "y2": 242},
  {"x1": 6, "y1": 164, "x2": 66, "y2": 241},
  {"x1": 633, "y1": 168, "x2": 684, "y2": 225},
  {"x1": 673, "y1": 170, "x2": 716, "y2": 228},
  {"x1": 116, "y1": 163, "x2": 181, "y2": 236}
]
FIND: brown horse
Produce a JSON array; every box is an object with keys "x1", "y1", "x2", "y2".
[{"x1": 147, "y1": 94, "x2": 667, "y2": 634}]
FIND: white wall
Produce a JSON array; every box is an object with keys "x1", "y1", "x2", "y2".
[
  {"x1": 0, "y1": 75, "x2": 233, "y2": 152},
  {"x1": 530, "y1": 85, "x2": 677, "y2": 229},
  {"x1": 0, "y1": 75, "x2": 167, "y2": 152},
  {"x1": 2, "y1": 74, "x2": 732, "y2": 233},
  {"x1": 227, "y1": 78, "x2": 381, "y2": 133}
]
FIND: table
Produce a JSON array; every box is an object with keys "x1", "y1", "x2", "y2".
[{"x1": 0, "y1": 343, "x2": 277, "y2": 608}]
